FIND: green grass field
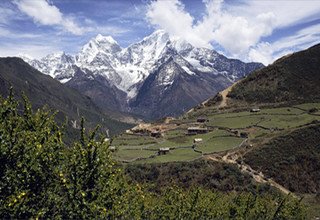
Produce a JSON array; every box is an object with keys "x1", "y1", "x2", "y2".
[
  {"x1": 257, "y1": 113, "x2": 320, "y2": 129},
  {"x1": 195, "y1": 137, "x2": 244, "y2": 154},
  {"x1": 207, "y1": 115, "x2": 263, "y2": 128},
  {"x1": 112, "y1": 134, "x2": 157, "y2": 146},
  {"x1": 113, "y1": 149, "x2": 157, "y2": 161},
  {"x1": 293, "y1": 103, "x2": 320, "y2": 110},
  {"x1": 111, "y1": 102, "x2": 320, "y2": 163},
  {"x1": 135, "y1": 148, "x2": 201, "y2": 164},
  {"x1": 259, "y1": 107, "x2": 304, "y2": 115}
]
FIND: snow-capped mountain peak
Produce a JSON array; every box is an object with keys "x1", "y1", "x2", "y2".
[
  {"x1": 95, "y1": 34, "x2": 118, "y2": 45},
  {"x1": 171, "y1": 37, "x2": 194, "y2": 54},
  {"x1": 17, "y1": 53, "x2": 34, "y2": 61},
  {"x1": 21, "y1": 30, "x2": 264, "y2": 108},
  {"x1": 76, "y1": 34, "x2": 121, "y2": 65},
  {"x1": 46, "y1": 51, "x2": 65, "y2": 58}
]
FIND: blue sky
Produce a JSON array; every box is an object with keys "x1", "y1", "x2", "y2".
[{"x1": 0, "y1": 0, "x2": 319, "y2": 65}]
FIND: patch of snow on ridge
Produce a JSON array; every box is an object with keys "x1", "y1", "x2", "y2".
[
  {"x1": 181, "y1": 66, "x2": 195, "y2": 75},
  {"x1": 184, "y1": 56, "x2": 213, "y2": 73},
  {"x1": 60, "y1": 78, "x2": 71, "y2": 83},
  {"x1": 114, "y1": 64, "x2": 146, "y2": 95}
]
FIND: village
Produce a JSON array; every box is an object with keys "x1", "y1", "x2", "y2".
[
  {"x1": 109, "y1": 113, "x2": 252, "y2": 163},
  {"x1": 108, "y1": 103, "x2": 319, "y2": 163}
]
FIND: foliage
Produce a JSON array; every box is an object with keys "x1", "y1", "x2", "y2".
[
  {"x1": 0, "y1": 90, "x2": 127, "y2": 218},
  {"x1": 0, "y1": 91, "x2": 306, "y2": 218},
  {"x1": 125, "y1": 160, "x2": 263, "y2": 193},
  {"x1": 245, "y1": 123, "x2": 320, "y2": 193}
]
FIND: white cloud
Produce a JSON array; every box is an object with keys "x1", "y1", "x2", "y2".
[
  {"x1": 0, "y1": 7, "x2": 16, "y2": 25},
  {"x1": 210, "y1": 12, "x2": 276, "y2": 56},
  {"x1": 248, "y1": 24, "x2": 320, "y2": 65},
  {"x1": 0, "y1": 26, "x2": 44, "y2": 39},
  {"x1": 14, "y1": 0, "x2": 85, "y2": 35},
  {"x1": 96, "y1": 25, "x2": 130, "y2": 36},
  {"x1": 146, "y1": 0, "x2": 277, "y2": 57},
  {"x1": 229, "y1": 0, "x2": 320, "y2": 28},
  {"x1": 146, "y1": 0, "x2": 320, "y2": 64},
  {"x1": 146, "y1": 0, "x2": 209, "y2": 47},
  {"x1": 0, "y1": 42, "x2": 60, "y2": 59}
]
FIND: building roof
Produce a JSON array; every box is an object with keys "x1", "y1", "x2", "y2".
[
  {"x1": 188, "y1": 127, "x2": 207, "y2": 130},
  {"x1": 194, "y1": 138, "x2": 203, "y2": 142},
  {"x1": 159, "y1": 147, "x2": 170, "y2": 151}
]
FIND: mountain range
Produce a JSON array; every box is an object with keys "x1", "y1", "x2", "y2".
[{"x1": 21, "y1": 30, "x2": 263, "y2": 120}]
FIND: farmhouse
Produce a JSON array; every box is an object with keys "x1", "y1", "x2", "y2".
[
  {"x1": 187, "y1": 127, "x2": 208, "y2": 135},
  {"x1": 109, "y1": 146, "x2": 116, "y2": 152},
  {"x1": 193, "y1": 138, "x2": 203, "y2": 144},
  {"x1": 197, "y1": 118, "x2": 208, "y2": 123},
  {"x1": 151, "y1": 130, "x2": 161, "y2": 138},
  {"x1": 230, "y1": 129, "x2": 239, "y2": 135},
  {"x1": 250, "y1": 108, "x2": 261, "y2": 113},
  {"x1": 158, "y1": 147, "x2": 170, "y2": 155},
  {"x1": 240, "y1": 132, "x2": 248, "y2": 138}
]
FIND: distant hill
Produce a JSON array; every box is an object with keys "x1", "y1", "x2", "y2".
[
  {"x1": 227, "y1": 44, "x2": 320, "y2": 104},
  {"x1": 0, "y1": 57, "x2": 132, "y2": 137}
]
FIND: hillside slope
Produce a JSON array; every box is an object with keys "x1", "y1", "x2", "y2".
[
  {"x1": 244, "y1": 123, "x2": 320, "y2": 194},
  {"x1": 227, "y1": 44, "x2": 320, "y2": 104},
  {"x1": 0, "y1": 57, "x2": 132, "y2": 136}
]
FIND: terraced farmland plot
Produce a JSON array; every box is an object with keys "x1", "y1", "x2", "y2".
[
  {"x1": 136, "y1": 148, "x2": 201, "y2": 164},
  {"x1": 207, "y1": 115, "x2": 264, "y2": 128},
  {"x1": 205, "y1": 105, "x2": 319, "y2": 129},
  {"x1": 245, "y1": 127, "x2": 272, "y2": 138},
  {"x1": 294, "y1": 103, "x2": 320, "y2": 111},
  {"x1": 257, "y1": 113, "x2": 320, "y2": 129},
  {"x1": 112, "y1": 134, "x2": 157, "y2": 146},
  {"x1": 259, "y1": 107, "x2": 304, "y2": 115},
  {"x1": 164, "y1": 128, "x2": 187, "y2": 138},
  {"x1": 113, "y1": 149, "x2": 157, "y2": 161},
  {"x1": 195, "y1": 137, "x2": 244, "y2": 154}
]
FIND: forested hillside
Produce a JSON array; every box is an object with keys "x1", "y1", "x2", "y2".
[
  {"x1": 244, "y1": 123, "x2": 320, "y2": 193},
  {"x1": 227, "y1": 44, "x2": 320, "y2": 104}
]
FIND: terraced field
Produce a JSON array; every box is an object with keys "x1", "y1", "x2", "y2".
[{"x1": 110, "y1": 102, "x2": 320, "y2": 163}]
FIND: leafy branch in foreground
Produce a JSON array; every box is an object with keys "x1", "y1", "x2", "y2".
[{"x1": 0, "y1": 90, "x2": 306, "y2": 219}]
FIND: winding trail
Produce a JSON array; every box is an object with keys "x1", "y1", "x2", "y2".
[
  {"x1": 219, "y1": 81, "x2": 239, "y2": 108},
  {"x1": 205, "y1": 151, "x2": 292, "y2": 196}
]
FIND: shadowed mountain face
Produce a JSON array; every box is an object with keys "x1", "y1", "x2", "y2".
[
  {"x1": 21, "y1": 30, "x2": 263, "y2": 120},
  {"x1": 228, "y1": 44, "x2": 320, "y2": 104},
  {"x1": 130, "y1": 57, "x2": 231, "y2": 120},
  {"x1": 0, "y1": 57, "x2": 132, "y2": 136}
]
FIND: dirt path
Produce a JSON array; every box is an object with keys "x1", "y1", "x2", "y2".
[
  {"x1": 205, "y1": 151, "x2": 292, "y2": 195},
  {"x1": 219, "y1": 81, "x2": 239, "y2": 108}
]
